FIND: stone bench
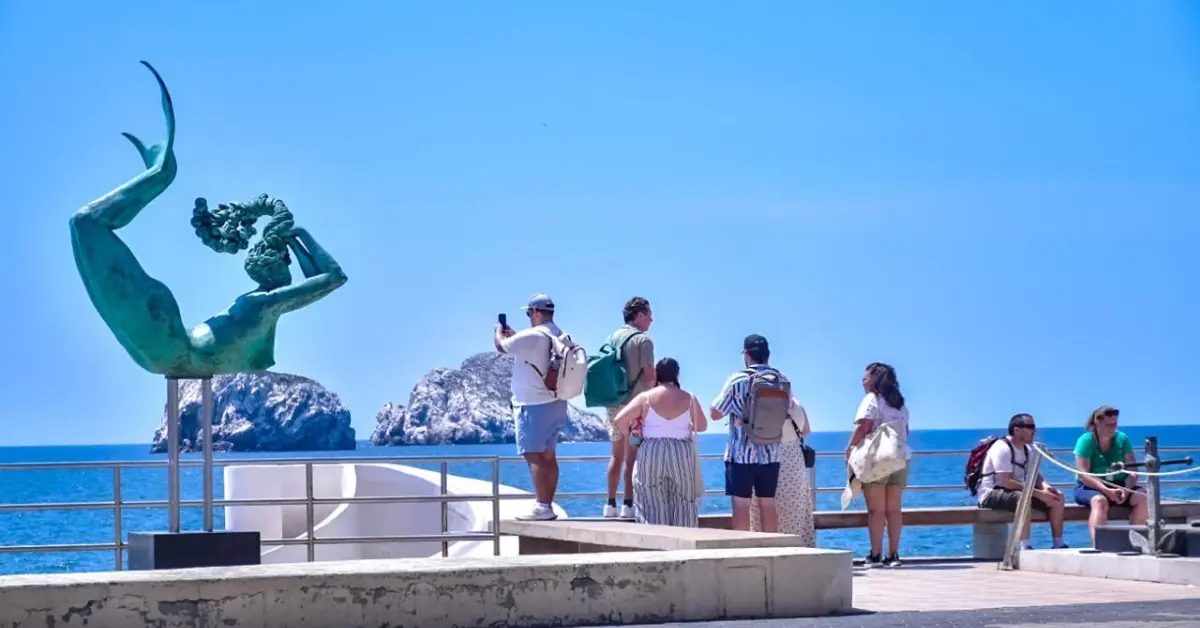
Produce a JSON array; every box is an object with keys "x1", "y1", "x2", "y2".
[
  {"x1": 0, "y1": 548, "x2": 854, "y2": 626},
  {"x1": 496, "y1": 518, "x2": 814, "y2": 555},
  {"x1": 698, "y1": 502, "x2": 1200, "y2": 560}
]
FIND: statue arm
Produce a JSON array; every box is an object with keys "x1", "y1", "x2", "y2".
[
  {"x1": 287, "y1": 237, "x2": 319, "y2": 278},
  {"x1": 262, "y1": 228, "x2": 347, "y2": 314},
  {"x1": 291, "y1": 228, "x2": 341, "y2": 275}
]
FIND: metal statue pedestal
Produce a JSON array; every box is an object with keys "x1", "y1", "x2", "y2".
[
  {"x1": 129, "y1": 377, "x2": 261, "y2": 570},
  {"x1": 1094, "y1": 523, "x2": 1195, "y2": 556}
]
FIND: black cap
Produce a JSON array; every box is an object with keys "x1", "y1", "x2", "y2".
[{"x1": 743, "y1": 334, "x2": 769, "y2": 352}]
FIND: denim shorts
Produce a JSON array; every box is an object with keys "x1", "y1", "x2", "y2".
[
  {"x1": 514, "y1": 400, "x2": 569, "y2": 455},
  {"x1": 1073, "y1": 482, "x2": 1144, "y2": 508},
  {"x1": 724, "y1": 462, "x2": 781, "y2": 499}
]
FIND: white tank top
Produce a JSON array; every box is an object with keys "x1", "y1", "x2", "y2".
[{"x1": 642, "y1": 402, "x2": 693, "y2": 440}]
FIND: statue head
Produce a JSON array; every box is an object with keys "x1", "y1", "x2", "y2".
[{"x1": 191, "y1": 194, "x2": 295, "y2": 291}]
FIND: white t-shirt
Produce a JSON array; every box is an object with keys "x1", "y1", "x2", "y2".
[
  {"x1": 977, "y1": 437, "x2": 1030, "y2": 503},
  {"x1": 854, "y1": 392, "x2": 912, "y2": 460},
  {"x1": 501, "y1": 321, "x2": 563, "y2": 406}
]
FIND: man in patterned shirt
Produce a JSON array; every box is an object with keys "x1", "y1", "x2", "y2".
[{"x1": 710, "y1": 334, "x2": 794, "y2": 532}]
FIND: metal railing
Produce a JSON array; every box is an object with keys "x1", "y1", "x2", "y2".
[{"x1": 0, "y1": 445, "x2": 1197, "y2": 571}]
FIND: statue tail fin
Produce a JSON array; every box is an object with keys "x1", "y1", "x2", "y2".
[
  {"x1": 121, "y1": 133, "x2": 169, "y2": 169},
  {"x1": 121, "y1": 61, "x2": 176, "y2": 171}
]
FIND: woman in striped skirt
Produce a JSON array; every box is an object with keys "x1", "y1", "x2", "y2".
[{"x1": 613, "y1": 358, "x2": 707, "y2": 527}]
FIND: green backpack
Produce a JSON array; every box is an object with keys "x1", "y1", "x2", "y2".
[{"x1": 584, "y1": 329, "x2": 644, "y2": 408}]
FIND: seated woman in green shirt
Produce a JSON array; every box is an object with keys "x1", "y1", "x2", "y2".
[{"x1": 1072, "y1": 405, "x2": 1147, "y2": 544}]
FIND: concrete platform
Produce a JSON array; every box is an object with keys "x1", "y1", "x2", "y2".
[
  {"x1": 498, "y1": 518, "x2": 814, "y2": 554},
  {"x1": 0, "y1": 547, "x2": 853, "y2": 627},
  {"x1": 1019, "y1": 548, "x2": 1200, "y2": 587}
]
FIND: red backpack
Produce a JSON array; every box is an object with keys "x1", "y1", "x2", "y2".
[{"x1": 964, "y1": 436, "x2": 1006, "y2": 496}]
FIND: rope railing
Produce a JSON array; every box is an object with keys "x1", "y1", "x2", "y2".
[
  {"x1": 1004, "y1": 437, "x2": 1200, "y2": 567},
  {"x1": 1031, "y1": 443, "x2": 1200, "y2": 480}
]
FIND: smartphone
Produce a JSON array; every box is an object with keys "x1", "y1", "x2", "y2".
[{"x1": 498, "y1": 313, "x2": 508, "y2": 328}]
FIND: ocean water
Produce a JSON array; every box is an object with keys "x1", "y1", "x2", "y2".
[{"x1": 1, "y1": 425, "x2": 1198, "y2": 575}]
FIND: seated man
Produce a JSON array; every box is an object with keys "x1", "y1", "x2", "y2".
[{"x1": 977, "y1": 413, "x2": 1068, "y2": 550}]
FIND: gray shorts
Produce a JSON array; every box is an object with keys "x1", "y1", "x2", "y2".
[{"x1": 514, "y1": 400, "x2": 569, "y2": 455}]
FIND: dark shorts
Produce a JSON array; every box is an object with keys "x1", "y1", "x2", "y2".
[
  {"x1": 1073, "y1": 482, "x2": 1145, "y2": 508},
  {"x1": 979, "y1": 488, "x2": 1050, "y2": 513},
  {"x1": 724, "y1": 461, "x2": 780, "y2": 499}
]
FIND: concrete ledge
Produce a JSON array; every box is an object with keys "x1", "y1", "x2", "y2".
[
  {"x1": 0, "y1": 547, "x2": 854, "y2": 627},
  {"x1": 498, "y1": 519, "x2": 812, "y2": 554},
  {"x1": 1019, "y1": 548, "x2": 1200, "y2": 587}
]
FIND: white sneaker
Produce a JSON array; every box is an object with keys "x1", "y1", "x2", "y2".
[
  {"x1": 517, "y1": 503, "x2": 558, "y2": 521},
  {"x1": 603, "y1": 504, "x2": 618, "y2": 518},
  {"x1": 619, "y1": 504, "x2": 634, "y2": 518}
]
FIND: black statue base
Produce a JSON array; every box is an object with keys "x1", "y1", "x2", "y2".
[
  {"x1": 127, "y1": 531, "x2": 261, "y2": 570},
  {"x1": 1094, "y1": 523, "x2": 1200, "y2": 556}
]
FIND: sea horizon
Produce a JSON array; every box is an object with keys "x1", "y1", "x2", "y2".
[{"x1": 0, "y1": 423, "x2": 1194, "y2": 456}]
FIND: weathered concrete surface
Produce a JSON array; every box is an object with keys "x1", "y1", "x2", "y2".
[
  {"x1": 498, "y1": 519, "x2": 814, "y2": 552},
  {"x1": 625, "y1": 598, "x2": 1200, "y2": 627},
  {"x1": 0, "y1": 547, "x2": 853, "y2": 627},
  {"x1": 1019, "y1": 548, "x2": 1200, "y2": 586}
]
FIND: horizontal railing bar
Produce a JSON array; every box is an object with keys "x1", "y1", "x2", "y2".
[
  {"x1": 271, "y1": 533, "x2": 498, "y2": 546},
  {"x1": 0, "y1": 543, "x2": 118, "y2": 554},
  {"x1": 0, "y1": 502, "x2": 117, "y2": 513},
  {"x1": 0, "y1": 531, "x2": 501, "y2": 555},
  {"x1": 0, "y1": 446, "x2": 1192, "y2": 473},
  {"x1": 3, "y1": 479, "x2": 1198, "y2": 511}
]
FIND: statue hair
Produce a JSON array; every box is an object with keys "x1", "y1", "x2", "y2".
[{"x1": 191, "y1": 194, "x2": 294, "y2": 289}]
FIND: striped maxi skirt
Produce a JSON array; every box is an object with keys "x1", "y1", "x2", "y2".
[{"x1": 633, "y1": 436, "x2": 700, "y2": 528}]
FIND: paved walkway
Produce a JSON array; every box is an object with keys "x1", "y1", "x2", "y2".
[
  {"x1": 627, "y1": 562, "x2": 1200, "y2": 627},
  {"x1": 852, "y1": 561, "x2": 1198, "y2": 612}
]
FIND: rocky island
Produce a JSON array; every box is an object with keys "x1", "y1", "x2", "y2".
[
  {"x1": 149, "y1": 372, "x2": 356, "y2": 453},
  {"x1": 370, "y1": 352, "x2": 608, "y2": 446}
]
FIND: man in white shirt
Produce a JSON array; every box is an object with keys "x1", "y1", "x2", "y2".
[
  {"x1": 977, "y1": 413, "x2": 1068, "y2": 549},
  {"x1": 494, "y1": 293, "x2": 569, "y2": 521}
]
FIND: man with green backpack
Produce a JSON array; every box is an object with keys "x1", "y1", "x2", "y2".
[{"x1": 585, "y1": 297, "x2": 656, "y2": 518}]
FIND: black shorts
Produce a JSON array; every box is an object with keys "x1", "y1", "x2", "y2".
[
  {"x1": 979, "y1": 488, "x2": 1050, "y2": 514},
  {"x1": 724, "y1": 461, "x2": 780, "y2": 499}
]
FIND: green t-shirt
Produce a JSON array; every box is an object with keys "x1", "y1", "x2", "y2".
[{"x1": 1073, "y1": 430, "x2": 1134, "y2": 484}]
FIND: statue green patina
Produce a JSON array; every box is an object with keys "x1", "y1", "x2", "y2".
[{"x1": 69, "y1": 61, "x2": 348, "y2": 378}]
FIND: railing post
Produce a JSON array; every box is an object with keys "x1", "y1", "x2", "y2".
[
  {"x1": 200, "y1": 377, "x2": 214, "y2": 533},
  {"x1": 165, "y1": 377, "x2": 181, "y2": 534},
  {"x1": 305, "y1": 463, "x2": 315, "y2": 562},
  {"x1": 492, "y1": 458, "x2": 502, "y2": 556},
  {"x1": 113, "y1": 465, "x2": 123, "y2": 570},
  {"x1": 1144, "y1": 436, "x2": 1162, "y2": 554},
  {"x1": 1000, "y1": 443, "x2": 1043, "y2": 570},
  {"x1": 440, "y1": 461, "x2": 449, "y2": 557},
  {"x1": 809, "y1": 466, "x2": 817, "y2": 511}
]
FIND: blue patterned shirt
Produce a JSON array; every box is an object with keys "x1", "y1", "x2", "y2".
[{"x1": 711, "y1": 364, "x2": 788, "y2": 465}]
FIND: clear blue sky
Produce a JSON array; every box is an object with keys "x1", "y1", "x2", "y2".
[{"x1": 2, "y1": 2, "x2": 1198, "y2": 446}]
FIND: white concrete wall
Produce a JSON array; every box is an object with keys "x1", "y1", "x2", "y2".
[
  {"x1": 223, "y1": 462, "x2": 565, "y2": 563},
  {"x1": 0, "y1": 547, "x2": 854, "y2": 627}
]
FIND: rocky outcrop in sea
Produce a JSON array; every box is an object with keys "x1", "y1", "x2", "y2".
[
  {"x1": 370, "y1": 352, "x2": 608, "y2": 446},
  {"x1": 149, "y1": 372, "x2": 356, "y2": 453}
]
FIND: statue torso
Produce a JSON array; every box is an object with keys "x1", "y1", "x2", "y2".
[{"x1": 189, "y1": 292, "x2": 280, "y2": 374}]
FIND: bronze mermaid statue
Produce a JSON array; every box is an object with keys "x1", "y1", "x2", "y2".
[{"x1": 69, "y1": 61, "x2": 347, "y2": 378}]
